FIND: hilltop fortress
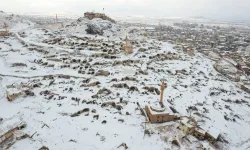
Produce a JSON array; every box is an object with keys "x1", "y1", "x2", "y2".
[{"x1": 84, "y1": 12, "x2": 116, "y2": 23}]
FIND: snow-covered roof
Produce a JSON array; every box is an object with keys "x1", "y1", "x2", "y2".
[
  {"x1": 180, "y1": 117, "x2": 195, "y2": 128},
  {"x1": 148, "y1": 105, "x2": 174, "y2": 115},
  {"x1": 0, "y1": 118, "x2": 22, "y2": 137},
  {"x1": 206, "y1": 128, "x2": 220, "y2": 139},
  {"x1": 202, "y1": 124, "x2": 221, "y2": 139},
  {"x1": 195, "y1": 127, "x2": 206, "y2": 134}
]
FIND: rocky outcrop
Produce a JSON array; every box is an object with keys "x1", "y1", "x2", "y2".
[
  {"x1": 85, "y1": 19, "x2": 113, "y2": 35},
  {"x1": 86, "y1": 23, "x2": 104, "y2": 35}
]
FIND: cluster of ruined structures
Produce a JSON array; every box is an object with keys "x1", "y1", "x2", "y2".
[
  {"x1": 140, "y1": 81, "x2": 220, "y2": 148},
  {"x1": 179, "y1": 116, "x2": 220, "y2": 145},
  {"x1": 0, "y1": 120, "x2": 27, "y2": 149}
]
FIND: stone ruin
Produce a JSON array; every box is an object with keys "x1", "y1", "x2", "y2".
[
  {"x1": 84, "y1": 12, "x2": 116, "y2": 23},
  {"x1": 145, "y1": 105, "x2": 179, "y2": 123}
]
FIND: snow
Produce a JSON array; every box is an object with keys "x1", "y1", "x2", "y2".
[
  {"x1": 0, "y1": 118, "x2": 22, "y2": 137},
  {"x1": 0, "y1": 12, "x2": 249, "y2": 150},
  {"x1": 204, "y1": 124, "x2": 221, "y2": 140},
  {"x1": 121, "y1": 67, "x2": 136, "y2": 75},
  {"x1": 245, "y1": 45, "x2": 250, "y2": 56}
]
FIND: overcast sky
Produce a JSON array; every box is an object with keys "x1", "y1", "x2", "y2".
[{"x1": 1, "y1": 0, "x2": 250, "y2": 22}]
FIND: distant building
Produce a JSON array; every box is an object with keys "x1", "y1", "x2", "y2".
[
  {"x1": 122, "y1": 36, "x2": 133, "y2": 54},
  {"x1": 84, "y1": 12, "x2": 116, "y2": 23},
  {"x1": 183, "y1": 45, "x2": 195, "y2": 56}
]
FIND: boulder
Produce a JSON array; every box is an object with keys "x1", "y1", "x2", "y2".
[
  {"x1": 85, "y1": 19, "x2": 113, "y2": 35},
  {"x1": 86, "y1": 23, "x2": 104, "y2": 35}
]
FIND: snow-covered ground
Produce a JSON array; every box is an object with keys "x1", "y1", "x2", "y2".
[{"x1": 0, "y1": 12, "x2": 250, "y2": 150}]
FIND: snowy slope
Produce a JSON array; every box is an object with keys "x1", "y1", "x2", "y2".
[
  {"x1": 63, "y1": 17, "x2": 123, "y2": 38},
  {"x1": 0, "y1": 13, "x2": 250, "y2": 150},
  {"x1": 0, "y1": 12, "x2": 34, "y2": 32}
]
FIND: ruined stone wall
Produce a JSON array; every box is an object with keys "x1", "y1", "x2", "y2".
[
  {"x1": 0, "y1": 31, "x2": 9, "y2": 36},
  {"x1": 179, "y1": 123, "x2": 195, "y2": 134},
  {"x1": 0, "y1": 128, "x2": 16, "y2": 144},
  {"x1": 187, "y1": 49, "x2": 195, "y2": 56}
]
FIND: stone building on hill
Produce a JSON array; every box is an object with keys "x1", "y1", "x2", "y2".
[
  {"x1": 145, "y1": 105, "x2": 179, "y2": 123},
  {"x1": 84, "y1": 12, "x2": 116, "y2": 23}
]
